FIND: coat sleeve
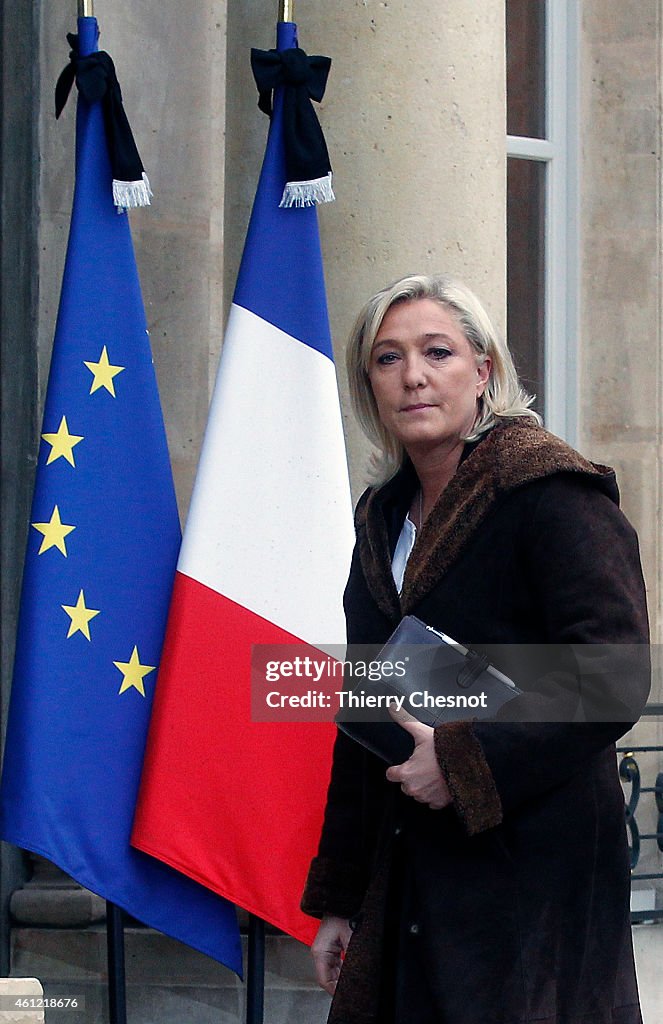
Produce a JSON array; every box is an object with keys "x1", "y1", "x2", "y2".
[{"x1": 434, "y1": 473, "x2": 650, "y2": 836}]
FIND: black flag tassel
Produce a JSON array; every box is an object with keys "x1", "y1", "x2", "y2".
[
  {"x1": 251, "y1": 45, "x2": 334, "y2": 207},
  {"x1": 56, "y1": 33, "x2": 152, "y2": 210}
]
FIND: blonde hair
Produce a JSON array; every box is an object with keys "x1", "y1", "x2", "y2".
[{"x1": 346, "y1": 273, "x2": 541, "y2": 482}]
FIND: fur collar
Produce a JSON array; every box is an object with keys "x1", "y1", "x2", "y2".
[{"x1": 355, "y1": 419, "x2": 616, "y2": 621}]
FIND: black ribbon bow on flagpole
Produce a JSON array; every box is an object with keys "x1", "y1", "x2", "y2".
[
  {"x1": 251, "y1": 46, "x2": 334, "y2": 207},
  {"x1": 55, "y1": 33, "x2": 151, "y2": 209}
]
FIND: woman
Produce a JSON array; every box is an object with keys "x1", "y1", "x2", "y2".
[{"x1": 301, "y1": 274, "x2": 650, "y2": 1024}]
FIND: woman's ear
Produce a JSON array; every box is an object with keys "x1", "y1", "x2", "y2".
[{"x1": 477, "y1": 357, "x2": 492, "y2": 397}]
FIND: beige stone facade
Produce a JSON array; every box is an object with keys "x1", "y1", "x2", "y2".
[{"x1": 579, "y1": 0, "x2": 661, "y2": 646}]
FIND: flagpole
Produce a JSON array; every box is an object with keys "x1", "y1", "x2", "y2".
[
  {"x1": 244, "y1": 8, "x2": 294, "y2": 1017},
  {"x1": 77, "y1": 6, "x2": 131, "y2": 1018},
  {"x1": 278, "y1": 0, "x2": 294, "y2": 21},
  {"x1": 242, "y1": 31, "x2": 304, "y2": 1024},
  {"x1": 66, "y1": 18, "x2": 128, "y2": 1024},
  {"x1": 246, "y1": 915, "x2": 266, "y2": 1024},
  {"x1": 243, "y1": 22, "x2": 295, "y2": 1024},
  {"x1": 106, "y1": 902, "x2": 128, "y2": 1024},
  {"x1": 70, "y1": 27, "x2": 127, "y2": 1024}
]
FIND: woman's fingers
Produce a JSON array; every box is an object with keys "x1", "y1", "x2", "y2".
[
  {"x1": 385, "y1": 725, "x2": 452, "y2": 809},
  {"x1": 311, "y1": 916, "x2": 353, "y2": 995},
  {"x1": 312, "y1": 947, "x2": 342, "y2": 995},
  {"x1": 387, "y1": 703, "x2": 432, "y2": 742}
]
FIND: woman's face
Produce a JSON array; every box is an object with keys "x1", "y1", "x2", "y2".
[{"x1": 368, "y1": 298, "x2": 491, "y2": 457}]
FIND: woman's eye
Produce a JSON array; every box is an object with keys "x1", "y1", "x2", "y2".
[
  {"x1": 375, "y1": 352, "x2": 399, "y2": 365},
  {"x1": 427, "y1": 347, "x2": 451, "y2": 360}
]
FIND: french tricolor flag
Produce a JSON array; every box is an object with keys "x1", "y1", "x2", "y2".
[{"x1": 132, "y1": 21, "x2": 354, "y2": 945}]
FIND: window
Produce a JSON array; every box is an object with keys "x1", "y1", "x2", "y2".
[{"x1": 506, "y1": 0, "x2": 578, "y2": 442}]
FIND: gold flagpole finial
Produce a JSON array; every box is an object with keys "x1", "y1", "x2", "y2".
[
  {"x1": 279, "y1": 0, "x2": 294, "y2": 22},
  {"x1": 78, "y1": 0, "x2": 94, "y2": 16}
]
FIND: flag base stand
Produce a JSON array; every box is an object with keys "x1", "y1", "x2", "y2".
[
  {"x1": 104, "y1": 904, "x2": 267, "y2": 1023},
  {"x1": 246, "y1": 913, "x2": 265, "y2": 1024},
  {"x1": 106, "y1": 901, "x2": 127, "y2": 1024}
]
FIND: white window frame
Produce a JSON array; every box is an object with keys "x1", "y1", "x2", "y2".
[{"x1": 506, "y1": 0, "x2": 579, "y2": 444}]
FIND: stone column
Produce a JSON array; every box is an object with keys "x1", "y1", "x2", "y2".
[
  {"x1": 1, "y1": 0, "x2": 40, "y2": 976},
  {"x1": 578, "y1": 1, "x2": 663, "y2": 946},
  {"x1": 578, "y1": 0, "x2": 661, "y2": 645},
  {"x1": 226, "y1": 0, "x2": 506, "y2": 496}
]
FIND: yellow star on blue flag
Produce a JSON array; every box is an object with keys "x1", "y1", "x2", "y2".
[
  {"x1": 84, "y1": 345, "x2": 125, "y2": 396},
  {"x1": 114, "y1": 646, "x2": 155, "y2": 697},
  {"x1": 42, "y1": 416, "x2": 84, "y2": 466},
  {"x1": 31, "y1": 505, "x2": 76, "y2": 556},
  {"x1": 62, "y1": 589, "x2": 100, "y2": 640}
]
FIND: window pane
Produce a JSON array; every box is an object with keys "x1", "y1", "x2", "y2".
[
  {"x1": 507, "y1": 157, "x2": 545, "y2": 416},
  {"x1": 506, "y1": 0, "x2": 546, "y2": 138}
]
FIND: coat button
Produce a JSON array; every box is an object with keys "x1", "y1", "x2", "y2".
[
  {"x1": 409, "y1": 923, "x2": 419, "y2": 936},
  {"x1": 394, "y1": 824, "x2": 402, "y2": 836}
]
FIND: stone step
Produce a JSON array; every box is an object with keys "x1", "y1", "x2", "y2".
[
  {"x1": 11, "y1": 923, "x2": 663, "y2": 1023},
  {"x1": 11, "y1": 927, "x2": 331, "y2": 1024}
]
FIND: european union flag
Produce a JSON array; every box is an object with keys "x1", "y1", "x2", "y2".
[{"x1": 0, "y1": 16, "x2": 241, "y2": 974}]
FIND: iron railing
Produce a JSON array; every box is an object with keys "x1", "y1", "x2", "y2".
[{"x1": 618, "y1": 704, "x2": 663, "y2": 923}]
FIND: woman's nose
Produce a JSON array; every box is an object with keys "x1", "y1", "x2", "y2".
[{"x1": 402, "y1": 356, "x2": 427, "y2": 389}]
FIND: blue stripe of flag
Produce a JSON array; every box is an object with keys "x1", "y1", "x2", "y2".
[{"x1": 233, "y1": 21, "x2": 334, "y2": 361}]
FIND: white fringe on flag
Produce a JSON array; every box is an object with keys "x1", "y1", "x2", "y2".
[
  {"x1": 279, "y1": 172, "x2": 335, "y2": 208},
  {"x1": 113, "y1": 172, "x2": 153, "y2": 211}
]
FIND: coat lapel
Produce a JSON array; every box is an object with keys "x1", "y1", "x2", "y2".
[
  {"x1": 356, "y1": 420, "x2": 614, "y2": 621},
  {"x1": 355, "y1": 470, "x2": 411, "y2": 622}
]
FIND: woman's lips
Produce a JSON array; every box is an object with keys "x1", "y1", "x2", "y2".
[{"x1": 401, "y1": 403, "x2": 435, "y2": 412}]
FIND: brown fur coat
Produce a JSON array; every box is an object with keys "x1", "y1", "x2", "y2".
[{"x1": 302, "y1": 420, "x2": 649, "y2": 1024}]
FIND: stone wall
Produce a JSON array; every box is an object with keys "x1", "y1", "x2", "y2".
[
  {"x1": 579, "y1": 0, "x2": 662, "y2": 645},
  {"x1": 578, "y1": 0, "x2": 662, "y2": 925}
]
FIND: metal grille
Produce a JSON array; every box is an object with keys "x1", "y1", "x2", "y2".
[{"x1": 618, "y1": 705, "x2": 663, "y2": 923}]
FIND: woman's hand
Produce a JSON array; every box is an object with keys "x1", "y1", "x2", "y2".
[
  {"x1": 311, "y1": 915, "x2": 353, "y2": 996},
  {"x1": 386, "y1": 707, "x2": 453, "y2": 810}
]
